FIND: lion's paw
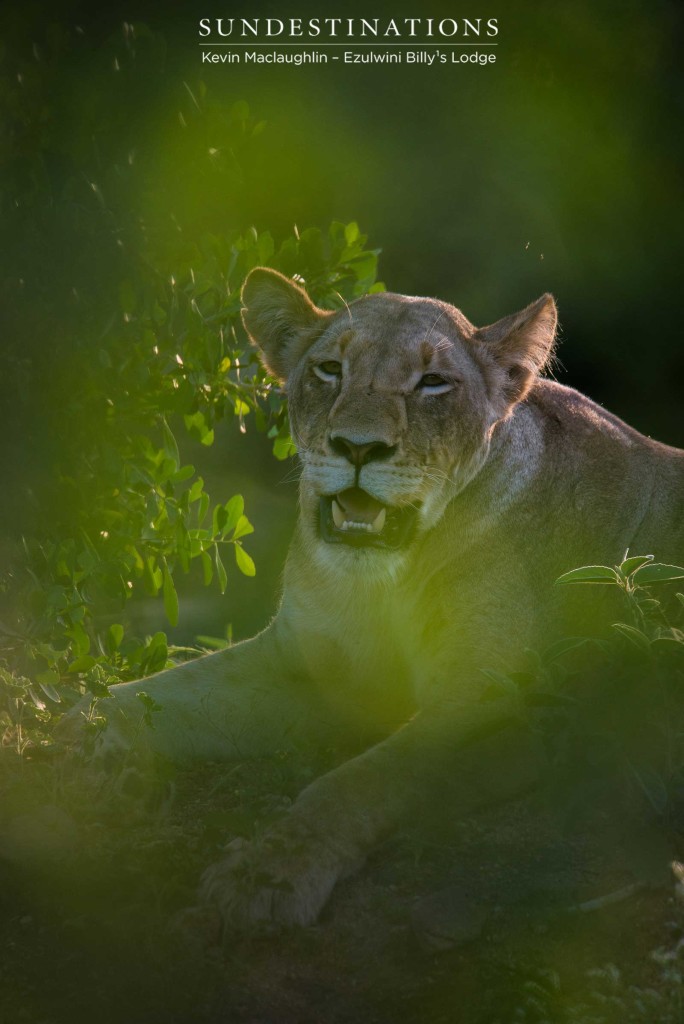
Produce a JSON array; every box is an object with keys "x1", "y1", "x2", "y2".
[{"x1": 197, "y1": 832, "x2": 343, "y2": 933}]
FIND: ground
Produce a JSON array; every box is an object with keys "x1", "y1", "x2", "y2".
[{"x1": 2, "y1": 748, "x2": 684, "y2": 1024}]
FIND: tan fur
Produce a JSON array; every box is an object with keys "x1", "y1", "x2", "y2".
[{"x1": 62, "y1": 269, "x2": 684, "y2": 930}]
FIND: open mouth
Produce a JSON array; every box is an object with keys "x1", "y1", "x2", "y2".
[{"x1": 318, "y1": 487, "x2": 418, "y2": 549}]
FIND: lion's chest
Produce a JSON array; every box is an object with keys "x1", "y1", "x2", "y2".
[{"x1": 281, "y1": 583, "x2": 421, "y2": 733}]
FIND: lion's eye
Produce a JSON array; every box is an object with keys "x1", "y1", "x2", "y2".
[
  {"x1": 313, "y1": 361, "x2": 342, "y2": 383},
  {"x1": 417, "y1": 373, "x2": 452, "y2": 393}
]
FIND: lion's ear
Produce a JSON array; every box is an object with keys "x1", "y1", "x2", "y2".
[
  {"x1": 474, "y1": 294, "x2": 557, "y2": 408},
  {"x1": 241, "y1": 268, "x2": 330, "y2": 382}
]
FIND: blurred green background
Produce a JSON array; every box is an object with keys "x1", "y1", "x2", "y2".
[{"x1": 1, "y1": 0, "x2": 682, "y2": 647}]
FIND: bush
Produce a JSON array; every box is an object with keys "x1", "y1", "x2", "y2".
[{"x1": 0, "y1": 21, "x2": 383, "y2": 752}]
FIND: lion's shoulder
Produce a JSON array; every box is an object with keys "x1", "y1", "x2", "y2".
[{"x1": 528, "y1": 379, "x2": 682, "y2": 463}]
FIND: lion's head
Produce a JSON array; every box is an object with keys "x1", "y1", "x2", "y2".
[{"x1": 242, "y1": 269, "x2": 557, "y2": 571}]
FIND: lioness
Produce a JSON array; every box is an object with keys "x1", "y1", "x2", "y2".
[{"x1": 65, "y1": 269, "x2": 684, "y2": 930}]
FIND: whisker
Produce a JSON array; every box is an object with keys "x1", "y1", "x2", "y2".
[
  {"x1": 425, "y1": 307, "x2": 448, "y2": 346},
  {"x1": 288, "y1": 429, "x2": 310, "y2": 454},
  {"x1": 423, "y1": 468, "x2": 450, "y2": 483},
  {"x1": 333, "y1": 291, "x2": 353, "y2": 327},
  {"x1": 278, "y1": 466, "x2": 303, "y2": 486}
]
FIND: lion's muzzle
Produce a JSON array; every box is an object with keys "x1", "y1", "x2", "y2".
[{"x1": 318, "y1": 487, "x2": 417, "y2": 549}]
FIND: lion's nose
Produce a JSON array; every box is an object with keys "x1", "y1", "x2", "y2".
[{"x1": 329, "y1": 435, "x2": 397, "y2": 467}]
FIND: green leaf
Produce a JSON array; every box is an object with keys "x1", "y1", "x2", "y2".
[
  {"x1": 161, "y1": 418, "x2": 180, "y2": 468},
  {"x1": 611, "y1": 622, "x2": 651, "y2": 653},
  {"x1": 136, "y1": 690, "x2": 163, "y2": 728},
  {"x1": 257, "y1": 231, "x2": 274, "y2": 263},
  {"x1": 201, "y1": 551, "x2": 213, "y2": 586},
  {"x1": 479, "y1": 668, "x2": 519, "y2": 696},
  {"x1": 234, "y1": 544, "x2": 256, "y2": 577},
  {"x1": 215, "y1": 545, "x2": 227, "y2": 594},
  {"x1": 651, "y1": 636, "x2": 684, "y2": 654},
  {"x1": 273, "y1": 435, "x2": 297, "y2": 460},
  {"x1": 27, "y1": 686, "x2": 47, "y2": 710},
  {"x1": 620, "y1": 554, "x2": 654, "y2": 576},
  {"x1": 136, "y1": 690, "x2": 163, "y2": 713},
  {"x1": 1, "y1": 677, "x2": 27, "y2": 698},
  {"x1": 177, "y1": 532, "x2": 190, "y2": 574},
  {"x1": 86, "y1": 677, "x2": 111, "y2": 698},
  {"x1": 162, "y1": 561, "x2": 179, "y2": 627},
  {"x1": 231, "y1": 515, "x2": 254, "y2": 541},
  {"x1": 213, "y1": 504, "x2": 228, "y2": 538},
  {"x1": 555, "y1": 565, "x2": 621, "y2": 585},
  {"x1": 541, "y1": 636, "x2": 591, "y2": 664},
  {"x1": 36, "y1": 677, "x2": 61, "y2": 703},
  {"x1": 67, "y1": 623, "x2": 91, "y2": 656},
  {"x1": 633, "y1": 563, "x2": 684, "y2": 586},
  {"x1": 143, "y1": 557, "x2": 161, "y2": 596},
  {"x1": 184, "y1": 411, "x2": 214, "y2": 446},
  {"x1": 67, "y1": 655, "x2": 97, "y2": 673},
  {"x1": 35, "y1": 668, "x2": 60, "y2": 687},
  {"x1": 637, "y1": 598, "x2": 661, "y2": 613},
  {"x1": 107, "y1": 623, "x2": 124, "y2": 651},
  {"x1": 198, "y1": 492, "x2": 210, "y2": 525},
  {"x1": 142, "y1": 633, "x2": 169, "y2": 675},
  {"x1": 171, "y1": 464, "x2": 195, "y2": 484},
  {"x1": 188, "y1": 476, "x2": 205, "y2": 502},
  {"x1": 223, "y1": 494, "x2": 244, "y2": 534},
  {"x1": 196, "y1": 634, "x2": 230, "y2": 651},
  {"x1": 345, "y1": 221, "x2": 360, "y2": 245}
]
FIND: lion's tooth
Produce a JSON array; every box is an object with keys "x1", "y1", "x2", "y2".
[
  {"x1": 332, "y1": 501, "x2": 386, "y2": 534},
  {"x1": 370, "y1": 508, "x2": 386, "y2": 533},
  {"x1": 332, "y1": 499, "x2": 345, "y2": 529}
]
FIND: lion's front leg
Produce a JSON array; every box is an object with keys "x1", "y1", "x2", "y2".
[
  {"x1": 195, "y1": 706, "x2": 542, "y2": 931},
  {"x1": 56, "y1": 626, "x2": 331, "y2": 767}
]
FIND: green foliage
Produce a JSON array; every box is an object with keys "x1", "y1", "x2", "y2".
[
  {"x1": 509, "y1": 953, "x2": 684, "y2": 1023},
  {"x1": 0, "y1": 22, "x2": 382, "y2": 753},
  {"x1": 483, "y1": 553, "x2": 684, "y2": 831},
  {"x1": 557, "y1": 552, "x2": 684, "y2": 650}
]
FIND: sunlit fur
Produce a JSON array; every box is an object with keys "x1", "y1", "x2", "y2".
[{"x1": 281, "y1": 290, "x2": 533, "y2": 579}]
